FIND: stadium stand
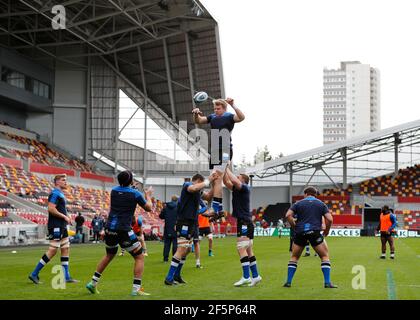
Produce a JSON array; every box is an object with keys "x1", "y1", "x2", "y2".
[
  {"x1": 359, "y1": 164, "x2": 419, "y2": 197},
  {"x1": 3, "y1": 132, "x2": 93, "y2": 172},
  {"x1": 0, "y1": 161, "x2": 164, "y2": 230},
  {"x1": 396, "y1": 210, "x2": 420, "y2": 230},
  {"x1": 322, "y1": 185, "x2": 353, "y2": 196}
]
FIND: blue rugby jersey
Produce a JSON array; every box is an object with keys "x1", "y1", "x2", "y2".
[
  {"x1": 207, "y1": 112, "x2": 235, "y2": 148},
  {"x1": 232, "y1": 183, "x2": 251, "y2": 222},
  {"x1": 290, "y1": 196, "x2": 329, "y2": 234},
  {"x1": 177, "y1": 182, "x2": 201, "y2": 221},
  {"x1": 106, "y1": 186, "x2": 147, "y2": 231},
  {"x1": 48, "y1": 188, "x2": 68, "y2": 229}
]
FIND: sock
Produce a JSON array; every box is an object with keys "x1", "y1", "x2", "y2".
[
  {"x1": 166, "y1": 256, "x2": 180, "y2": 281},
  {"x1": 287, "y1": 261, "x2": 298, "y2": 284},
  {"x1": 249, "y1": 256, "x2": 259, "y2": 278},
  {"x1": 91, "y1": 271, "x2": 101, "y2": 287},
  {"x1": 240, "y1": 256, "x2": 250, "y2": 279},
  {"x1": 32, "y1": 254, "x2": 50, "y2": 276},
  {"x1": 133, "y1": 278, "x2": 142, "y2": 292},
  {"x1": 321, "y1": 261, "x2": 331, "y2": 284},
  {"x1": 306, "y1": 246, "x2": 310, "y2": 253},
  {"x1": 390, "y1": 252, "x2": 395, "y2": 257},
  {"x1": 213, "y1": 197, "x2": 223, "y2": 213},
  {"x1": 61, "y1": 256, "x2": 70, "y2": 280},
  {"x1": 381, "y1": 253, "x2": 386, "y2": 257},
  {"x1": 209, "y1": 249, "x2": 212, "y2": 255},
  {"x1": 175, "y1": 256, "x2": 186, "y2": 277},
  {"x1": 196, "y1": 258, "x2": 200, "y2": 265},
  {"x1": 191, "y1": 245, "x2": 194, "y2": 253}
]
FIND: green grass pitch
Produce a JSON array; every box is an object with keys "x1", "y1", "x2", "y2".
[{"x1": 0, "y1": 236, "x2": 419, "y2": 300}]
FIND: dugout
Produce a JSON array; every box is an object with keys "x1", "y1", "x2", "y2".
[{"x1": 362, "y1": 208, "x2": 381, "y2": 236}]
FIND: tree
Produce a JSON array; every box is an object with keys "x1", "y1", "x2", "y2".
[
  {"x1": 254, "y1": 145, "x2": 272, "y2": 165},
  {"x1": 234, "y1": 154, "x2": 252, "y2": 171}
]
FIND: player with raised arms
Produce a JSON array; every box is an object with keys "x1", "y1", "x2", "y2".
[
  {"x1": 223, "y1": 162, "x2": 262, "y2": 287},
  {"x1": 86, "y1": 170, "x2": 153, "y2": 296},
  {"x1": 192, "y1": 95, "x2": 245, "y2": 221},
  {"x1": 283, "y1": 186, "x2": 337, "y2": 288}
]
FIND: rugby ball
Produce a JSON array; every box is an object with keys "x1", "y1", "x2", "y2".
[{"x1": 193, "y1": 91, "x2": 208, "y2": 104}]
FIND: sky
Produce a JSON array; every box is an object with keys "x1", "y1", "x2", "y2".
[{"x1": 200, "y1": 0, "x2": 420, "y2": 164}]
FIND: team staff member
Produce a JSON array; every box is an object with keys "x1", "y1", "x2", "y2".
[
  {"x1": 223, "y1": 162, "x2": 262, "y2": 287},
  {"x1": 283, "y1": 186, "x2": 337, "y2": 288},
  {"x1": 376, "y1": 205, "x2": 397, "y2": 259},
  {"x1": 86, "y1": 171, "x2": 153, "y2": 296},
  {"x1": 159, "y1": 196, "x2": 179, "y2": 262},
  {"x1": 29, "y1": 174, "x2": 78, "y2": 284}
]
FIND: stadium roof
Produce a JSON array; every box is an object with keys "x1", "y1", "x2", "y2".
[
  {"x1": 0, "y1": 0, "x2": 222, "y2": 127},
  {"x1": 246, "y1": 119, "x2": 420, "y2": 187},
  {"x1": 0, "y1": 1, "x2": 225, "y2": 176}
]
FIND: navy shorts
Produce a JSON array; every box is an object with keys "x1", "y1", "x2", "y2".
[
  {"x1": 199, "y1": 227, "x2": 212, "y2": 236},
  {"x1": 47, "y1": 227, "x2": 69, "y2": 241},
  {"x1": 236, "y1": 219, "x2": 254, "y2": 239},
  {"x1": 176, "y1": 219, "x2": 196, "y2": 240},
  {"x1": 293, "y1": 230, "x2": 324, "y2": 248},
  {"x1": 104, "y1": 228, "x2": 142, "y2": 254}
]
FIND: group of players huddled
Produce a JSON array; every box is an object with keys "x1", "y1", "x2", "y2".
[{"x1": 27, "y1": 96, "x2": 397, "y2": 296}]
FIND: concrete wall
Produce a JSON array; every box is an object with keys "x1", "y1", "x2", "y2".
[
  {"x1": 52, "y1": 107, "x2": 86, "y2": 158},
  {"x1": 0, "y1": 106, "x2": 26, "y2": 129},
  {"x1": 0, "y1": 47, "x2": 53, "y2": 111},
  {"x1": 51, "y1": 67, "x2": 87, "y2": 158},
  {"x1": 26, "y1": 112, "x2": 53, "y2": 141},
  {"x1": 0, "y1": 47, "x2": 89, "y2": 160}
]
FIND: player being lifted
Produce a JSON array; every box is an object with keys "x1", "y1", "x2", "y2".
[
  {"x1": 86, "y1": 170, "x2": 153, "y2": 296},
  {"x1": 223, "y1": 162, "x2": 262, "y2": 287},
  {"x1": 29, "y1": 174, "x2": 78, "y2": 284},
  {"x1": 376, "y1": 205, "x2": 397, "y2": 259},
  {"x1": 164, "y1": 172, "x2": 218, "y2": 285},
  {"x1": 283, "y1": 186, "x2": 337, "y2": 288},
  {"x1": 192, "y1": 97, "x2": 245, "y2": 220}
]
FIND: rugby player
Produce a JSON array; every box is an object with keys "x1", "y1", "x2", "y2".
[
  {"x1": 223, "y1": 162, "x2": 262, "y2": 287},
  {"x1": 28, "y1": 174, "x2": 78, "y2": 284},
  {"x1": 164, "y1": 172, "x2": 217, "y2": 285},
  {"x1": 119, "y1": 213, "x2": 148, "y2": 257},
  {"x1": 86, "y1": 170, "x2": 153, "y2": 296},
  {"x1": 198, "y1": 200, "x2": 214, "y2": 257},
  {"x1": 192, "y1": 97, "x2": 245, "y2": 220},
  {"x1": 283, "y1": 186, "x2": 337, "y2": 288}
]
